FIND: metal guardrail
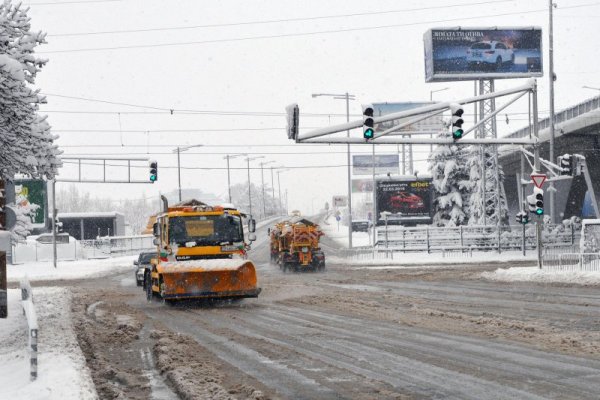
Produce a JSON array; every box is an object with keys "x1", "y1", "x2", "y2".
[
  {"x1": 376, "y1": 224, "x2": 578, "y2": 254},
  {"x1": 80, "y1": 235, "x2": 154, "y2": 258},
  {"x1": 508, "y1": 95, "x2": 600, "y2": 139},
  {"x1": 542, "y1": 252, "x2": 600, "y2": 272},
  {"x1": 20, "y1": 278, "x2": 38, "y2": 381}
]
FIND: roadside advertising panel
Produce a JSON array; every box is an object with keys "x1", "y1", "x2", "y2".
[
  {"x1": 424, "y1": 27, "x2": 543, "y2": 82},
  {"x1": 372, "y1": 103, "x2": 445, "y2": 135},
  {"x1": 375, "y1": 178, "x2": 433, "y2": 225},
  {"x1": 353, "y1": 154, "x2": 399, "y2": 176},
  {"x1": 14, "y1": 179, "x2": 47, "y2": 227},
  {"x1": 352, "y1": 179, "x2": 374, "y2": 193},
  {"x1": 332, "y1": 195, "x2": 348, "y2": 208}
]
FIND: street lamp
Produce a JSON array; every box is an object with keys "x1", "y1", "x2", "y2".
[
  {"x1": 582, "y1": 85, "x2": 600, "y2": 92},
  {"x1": 260, "y1": 160, "x2": 275, "y2": 218},
  {"x1": 429, "y1": 87, "x2": 449, "y2": 101},
  {"x1": 172, "y1": 144, "x2": 203, "y2": 202},
  {"x1": 312, "y1": 92, "x2": 355, "y2": 248},
  {"x1": 223, "y1": 154, "x2": 245, "y2": 203},
  {"x1": 245, "y1": 156, "x2": 264, "y2": 217},
  {"x1": 275, "y1": 168, "x2": 289, "y2": 215}
]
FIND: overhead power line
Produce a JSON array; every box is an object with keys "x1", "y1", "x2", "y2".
[
  {"x1": 50, "y1": 0, "x2": 511, "y2": 37},
  {"x1": 39, "y1": 3, "x2": 600, "y2": 54},
  {"x1": 26, "y1": 0, "x2": 121, "y2": 5}
]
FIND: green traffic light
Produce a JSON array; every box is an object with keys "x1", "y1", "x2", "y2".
[
  {"x1": 150, "y1": 175, "x2": 157, "y2": 182},
  {"x1": 453, "y1": 129, "x2": 463, "y2": 139},
  {"x1": 364, "y1": 128, "x2": 374, "y2": 139},
  {"x1": 535, "y1": 208, "x2": 543, "y2": 215}
]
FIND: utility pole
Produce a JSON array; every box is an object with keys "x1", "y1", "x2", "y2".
[
  {"x1": 176, "y1": 147, "x2": 182, "y2": 202},
  {"x1": 311, "y1": 92, "x2": 356, "y2": 248},
  {"x1": 260, "y1": 161, "x2": 274, "y2": 218},
  {"x1": 225, "y1": 154, "x2": 231, "y2": 203}
]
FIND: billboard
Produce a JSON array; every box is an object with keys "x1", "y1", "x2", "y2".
[
  {"x1": 352, "y1": 179, "x2": 374, "y2": 193},
  {"x1": 375, "y1": 178, "x2": 433, "y2": 225},
  {"x1": 353, "y1": 154, "x2": 399, "y2": 176},
  {"x1": 424, "y1": 27, "x2": 543, "y2": 82},
  {"x1": 14, "y1": 179, "x2": 47, "y2": 227},
  {"x1": 372, "y1": 102, "x2": 445, "y2": 134}
]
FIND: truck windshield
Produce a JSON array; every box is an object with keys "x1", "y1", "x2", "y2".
[{"x1": 169, "y1": 215, "x2": 243, "y2": 245}]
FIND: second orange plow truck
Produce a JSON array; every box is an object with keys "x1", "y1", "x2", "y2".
[
  {"x1": 143, "y1": 197, "x2": 261, "y2": 303},
  {"x1": 269, "y1": 216, "x2": 326, "y2": 272}
]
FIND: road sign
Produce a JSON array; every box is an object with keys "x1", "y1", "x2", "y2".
[
  {"x1": 531, "y1": 174, "x2": 547, "y2": 189},
  {"x1": 335, "y1": 215, "x2": 341, "y2": 222}
]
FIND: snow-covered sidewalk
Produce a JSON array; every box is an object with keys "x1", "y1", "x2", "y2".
[
  {"x1": 481, "y1": 266, "x2": 600, "y2": 285},
  {"x1": 0, "y1": 287, "x2": 97, "y2": 399},
  {"x1": 7, "y1": 255, "x2": 137, "y2": 283}
]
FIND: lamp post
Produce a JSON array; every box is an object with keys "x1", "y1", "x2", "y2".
[
  {"x1": 312, "y1": 92, "x2": 355, "y2": 248},
  {"x1": 223, "y1": 154, "x2": 245, "y2": 203},
  {"x1": 260, "y1": 161, "x2": 275, "y2": 218},
  {"x1": 429, "y1": 87, "x2": 450, "y2": 101},
  {"x1": 173, "y1": 144, "x2": 203, "y2": 202},
  {"x1": 245, "y1": 156, "x2": 264, "y2": 217},
  {"x1": 276, "y1": 169, "x2": 289, "y2": 215},
  {"x1": 583, "y1": 85, "x2": 600, "y2": 92}
]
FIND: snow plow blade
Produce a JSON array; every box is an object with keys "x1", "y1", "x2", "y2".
[{"x1": 156, "y1": 259, "x2": 261, "y2": 300}]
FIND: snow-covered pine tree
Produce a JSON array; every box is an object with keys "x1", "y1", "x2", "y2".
[
  {"x1": 427, "y1": 132, "x2": 471, "y2": 227},
  {"x1": 0, "y1": 1, "x2": 60, "y2": 180},
  {"x1": 466, "y1": 145, "x2": 509, "y2": 226}
]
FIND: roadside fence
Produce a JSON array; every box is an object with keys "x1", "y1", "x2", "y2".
[
  {"x1": 542, "y1": 251, "x2": 600, "y2": 272},
  {"x1": 20, "y1": 277, "x2": 38, "y2": 381},
  {"x1": 376, "y1": 224, "x2": 578, "y2": 255},
  {"x1": 80, "y1": 235, "x2": 154, "y2": 258}
]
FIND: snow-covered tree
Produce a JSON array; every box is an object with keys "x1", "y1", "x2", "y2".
[
  {"x1": 8, "y1": 201, "x2": 38, "y2": 242},
  {"x1": 466, "y1": 146, "x2": 509, "y2": 226},
  {"x1": 428, "y1": 133, "x2": 471, "y2": 226},
  {"x1": 230, "y1": 182, "x2": 280, "y2": 218},
  {"x1": 0, "y1": 1, "x2": 60, "y2": 180}
]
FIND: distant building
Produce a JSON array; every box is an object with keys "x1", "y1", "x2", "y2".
[{"x1": 57, "y1": 212, "x2": 125, "y2": 240}]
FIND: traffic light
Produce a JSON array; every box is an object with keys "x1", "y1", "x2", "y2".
[
  {"x1": 363, "y1": 104, "x2": 374, "y2": 140},
  {"x1": 54, "y1": 217, "x2": 63, "y2": 234},
  {"x1": 515, "y1": 211, "x2": 529, "y2": 225},
  {"x1": 450, "y1": 103, "x2": 465, "y2": 140},
  {"x1": 149, "y1": 160, "x2": 158, "y2": 182},
  {"x1": 558, "y1": 154, "x2": 574, "y2": 176},
  {"x1": 527, "y1": 187, "x2": 544, "y2": 216},
  {"x1": 285, "y1": 103, "x2": 299, "y2": 140}
]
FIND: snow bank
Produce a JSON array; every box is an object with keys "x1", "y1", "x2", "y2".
[
  {"x1": 0, "y1": 288, "x2": 97, "y2": 399},
  {"x1": 7, "y1": 255, "x2": 137, "y2": 283},
  {"x1": 481, "y1": 267, "x2": 600, "y2": 285}
]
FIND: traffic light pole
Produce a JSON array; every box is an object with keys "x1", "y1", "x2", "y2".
[
  {"x1": 52, "y1": 179, "x2": 57, "y2": 269},
  {"x1": 346, "y1": 93, "x2": 353, "y2": 249},
  {"x1": 532, "y1": 82, "x2": 543, "y2": 269}
]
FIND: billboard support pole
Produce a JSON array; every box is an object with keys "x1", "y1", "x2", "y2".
[
  {"x1": 532, "y1": 80, "x2": 543, "y2": 269},
  {"x1": 51, "y1": 179, "x2": 57, "y2": 269}
]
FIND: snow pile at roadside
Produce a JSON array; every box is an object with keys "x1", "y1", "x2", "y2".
[
  {"x1": 0, "y1": 288, "x2": 97, "y2": 399},
  {"x1": 330, "y1": 251, "x2": 536, "y2": 268},
  {"x1": 481, "y1": 267, "x2": 600, "y2": 285},
  {"x1": 321, "y1": 215, "x2": 372, "y2": 248},
  {"x1": 7, "y1": 255, "x2": 137, "y2": 283}
]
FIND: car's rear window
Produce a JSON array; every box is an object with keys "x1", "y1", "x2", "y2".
[{"x1": 471, "y1": 43, "x2": 491, "y2": 49}]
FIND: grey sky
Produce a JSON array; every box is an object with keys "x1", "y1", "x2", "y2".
[{"x1": 26, "y1": 0, "x2": 600, "y2": 213}]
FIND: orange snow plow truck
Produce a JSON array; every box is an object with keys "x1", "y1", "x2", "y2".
[
  {"x1": 269, "y1": 216, "x2": 325, "y2": 272},
  {"x1": 143, "y1": 196, "x2": 261, "y2": 302}
]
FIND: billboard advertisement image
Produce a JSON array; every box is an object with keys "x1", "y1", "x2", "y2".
[
  {"x1": 376, "y1": 179, "x2": 433, "y2": 225},
  {"x1": 372, "y1": 102, "x2": 445, "y2": 135},
  {"x1": 352, "y1": 179, "x2": 374, "y2": 193},
  {"x1": 14, "y1": 179, "x2": 47, "y2": 227},
  {"x1": 424, "y1": 27, "x2": 543, "y2": 82},
  {"x1": 353, "y1": 154, "x2": 399, "y2": 176}
]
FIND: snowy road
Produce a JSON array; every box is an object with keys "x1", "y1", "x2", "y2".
[{"x1": 63, "y1": 220, "x2": 600, "y2": 399}]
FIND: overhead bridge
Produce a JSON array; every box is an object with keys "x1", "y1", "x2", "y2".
[{"x1": 500, "y1": 95, "x2": 600, "y2": 219}]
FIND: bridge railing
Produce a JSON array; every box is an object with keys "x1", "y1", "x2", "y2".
[{"x1": 508, "y1": 95, "x2": 600, "y2": 139}]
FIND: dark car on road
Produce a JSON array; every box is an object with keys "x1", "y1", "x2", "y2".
[
  {"x1": 352, "y1": 220, "x2": 371, "y2": 232},
  {"x1": 133, "y1": 252, "x2": 155, "y2": 287}
]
